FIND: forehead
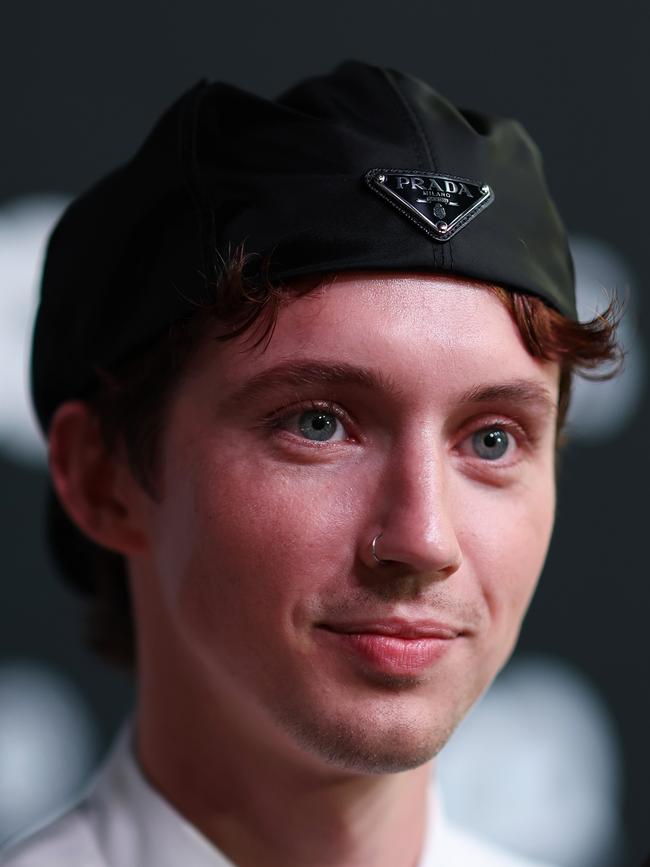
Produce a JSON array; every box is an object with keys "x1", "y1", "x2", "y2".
[{"x1": 192, "y1": 272, "x2": 559, "y2": 406}]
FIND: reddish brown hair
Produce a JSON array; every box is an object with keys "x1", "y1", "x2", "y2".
[{"x1": 486, "y1": 284, "x2": 623, "y2": 445}]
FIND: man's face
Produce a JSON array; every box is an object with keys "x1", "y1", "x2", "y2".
[{"x1": 133, "y1": 273, "x2": 559, "y2": 774}]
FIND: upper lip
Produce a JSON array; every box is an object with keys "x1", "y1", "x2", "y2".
[{"x1": 320, "y1": 618, "x2": 461, "y2": 639}]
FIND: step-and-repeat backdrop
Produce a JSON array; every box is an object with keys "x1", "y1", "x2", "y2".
[{"x1": 1, "y1": 4, "x2": 648, "y2": 864}]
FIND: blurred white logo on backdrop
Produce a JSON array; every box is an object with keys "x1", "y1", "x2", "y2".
[
  {"x1": 0, "y1": 661, "x2": 97, "y2": 846},
  {"x1": 0, "y1": 196, "x2": 69, "y2": 463},
  {"x1": 567, "y1": 235, "x2": 645, "y2": 441},
  {"x1": 438, "y1": 654, "x2": 623, "y2": 867}
]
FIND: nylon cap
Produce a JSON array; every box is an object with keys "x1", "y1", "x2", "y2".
[{"x1": 31, "y1": 60, "x2": 576, "y2": 432}]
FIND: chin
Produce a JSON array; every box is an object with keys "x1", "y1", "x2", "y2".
[{"x1": 274, "y1": 700, "x2": 461, "y2": 775}]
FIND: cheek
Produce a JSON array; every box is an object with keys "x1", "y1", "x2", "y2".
[
  {"x1": 200, "y1": 459, "x2": 359, "y2": 574},
  {"x1": 458, "y1": 471, "x2": 556, "y2": 634},
  {"x1": 152, "y1": 447, "x2": 363, "y2": 649}
]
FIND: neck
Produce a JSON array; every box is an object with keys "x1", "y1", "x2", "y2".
[{"x1": 135, "y1": 649, "x2": 434, "y2": 867}]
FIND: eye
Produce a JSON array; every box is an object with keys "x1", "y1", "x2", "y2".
[
  {"x1": 285, "y1": 408, "x2": 348, "y2": 442},
  {"x1": 297, "y1": 409, "x2": 344, "y2": 442},
  {"x1": 470, "y1": 427, "x2": 512, "y2": 461}
]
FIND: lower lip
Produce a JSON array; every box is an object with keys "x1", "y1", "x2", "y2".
[{"x1": 319, "y1": 630, "x2": 454, "y2": 676}]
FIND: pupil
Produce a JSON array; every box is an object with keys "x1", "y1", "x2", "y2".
[{"x1": 312, "y1": 415, "x2": 326, "y2": 430}]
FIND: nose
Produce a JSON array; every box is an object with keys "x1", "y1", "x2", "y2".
[{"x1": 363, "y1": 436, "x2": 462, "y2": 581}]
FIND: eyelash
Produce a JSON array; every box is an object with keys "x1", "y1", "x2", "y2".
[{"x1": 263, "y1": 400, "x2": 535, "y2": 461}]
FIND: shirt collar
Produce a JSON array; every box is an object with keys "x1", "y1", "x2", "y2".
[{"x1": 88, "y1": 725, "x2": 235, "y2": 867}]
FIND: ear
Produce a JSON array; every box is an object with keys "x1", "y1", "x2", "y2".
[{"x1": 48, "y1": 401, "x2": 150, "y2": 556}]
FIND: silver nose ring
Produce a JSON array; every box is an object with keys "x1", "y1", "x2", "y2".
[{"x1": 371, "y1": 532, "x2": 385, "y2": 565}]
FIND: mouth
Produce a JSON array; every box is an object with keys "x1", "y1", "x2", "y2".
[{"x1": 316, "y1": 618, "x2": 462, "y2": 677}]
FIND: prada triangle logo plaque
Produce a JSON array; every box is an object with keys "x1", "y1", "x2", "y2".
[{"x1": 365, "y1": 169, "x2": 494, "y2": 242}]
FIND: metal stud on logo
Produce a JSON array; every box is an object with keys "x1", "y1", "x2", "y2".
[{"x1": 366, "y1": 169, "x2": 494, "y2": 242}]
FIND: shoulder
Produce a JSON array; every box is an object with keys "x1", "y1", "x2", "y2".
[
  {"x1": 0, "y1": 803, "x2": 105, "y2": 867},
  {"x1": 438, "y1": 820, "x2": 559, "y2": 867}
]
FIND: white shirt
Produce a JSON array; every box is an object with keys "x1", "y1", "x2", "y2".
[{"x1": 1, "y1": 728, "x2": 557, "y2": 867}]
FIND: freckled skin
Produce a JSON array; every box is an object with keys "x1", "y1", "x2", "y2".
[{"x1": 131, "y1": 272, "x2": 559, "y2": 782}]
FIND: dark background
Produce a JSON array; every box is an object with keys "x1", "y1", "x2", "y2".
[{"x1": 1, "y1": 1, "x2": 648, "y2": 864}]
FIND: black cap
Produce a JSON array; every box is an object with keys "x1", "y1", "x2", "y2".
[{"x1": 31, "y1": 60, "x2": 576, "y2": 433}]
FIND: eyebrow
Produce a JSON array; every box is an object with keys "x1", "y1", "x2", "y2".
[
  {"x1": 458, "y1": 381, "x2": 558, "y2": 417},
  {"x1": 219, "y1": 361, "x2": 401, "y2": 412},
  {"x1": 219, "y1": 359, "x2": 556, "y2": 417}
]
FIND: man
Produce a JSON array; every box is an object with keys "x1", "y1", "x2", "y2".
[{"x1": 2, "y1": 61, "x2": 619, "y2": 866}]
